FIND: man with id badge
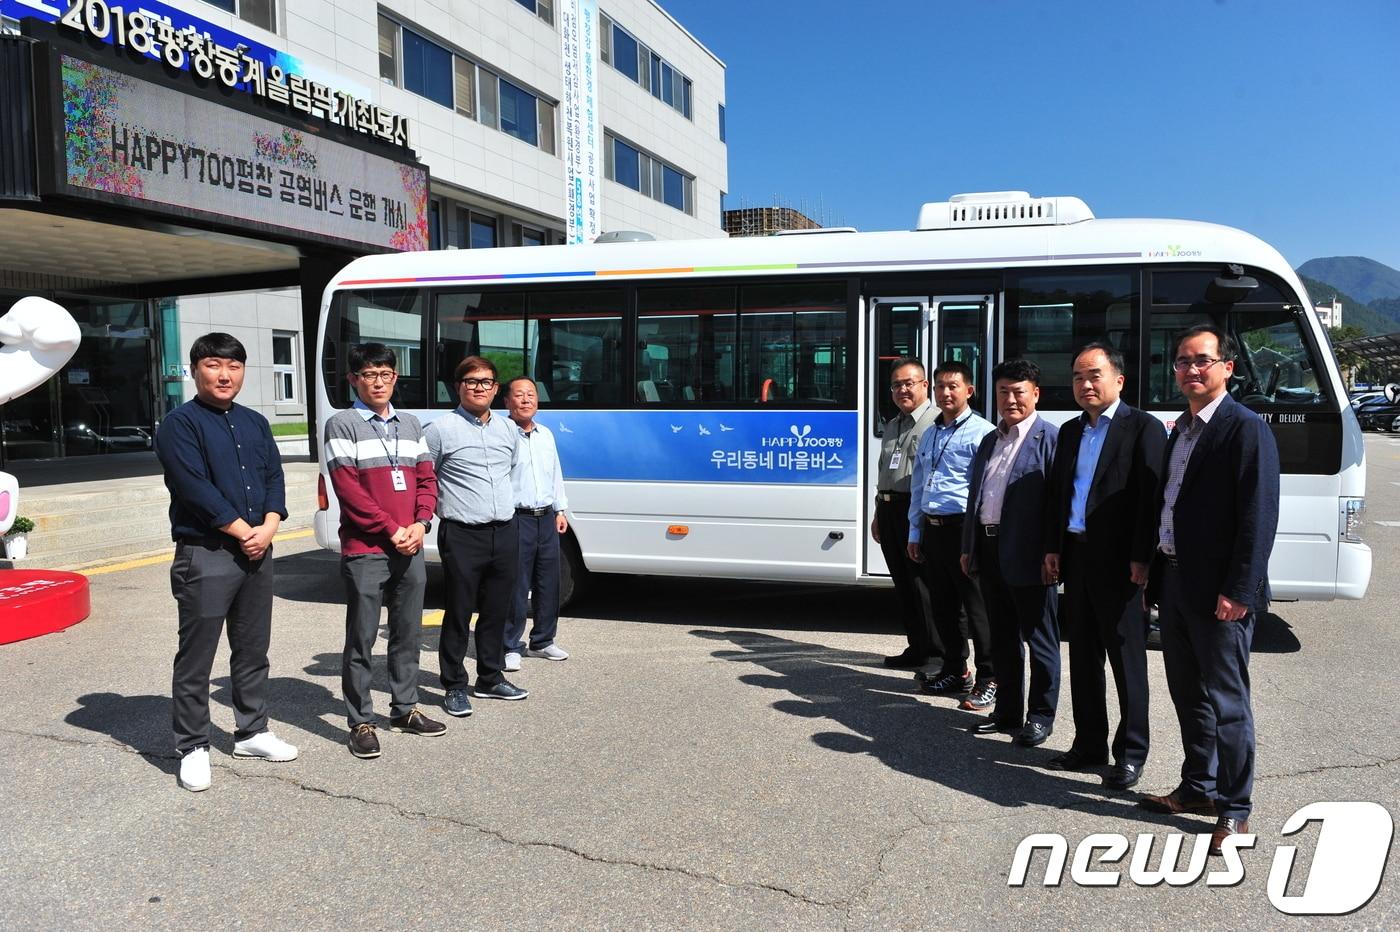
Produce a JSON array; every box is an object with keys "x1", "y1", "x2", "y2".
[
  {"x1": 325, "y1": 343, "x2": 445, "y2": 759},
  {"x1": 872, "y1": 358, "x2": 939, "y2": 669},
  {"x1": 907, "y1": 361, "x2": 997, "y2": 708}
]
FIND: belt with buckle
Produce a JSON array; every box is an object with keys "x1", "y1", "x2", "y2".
[
  {"x1": 877, "y1": 491, "x2": 910, "y2": 502},
  {"x1": 925, "y1": 513, "x2": 962, "y2": 527},
  {"x1": 516, "y1": 506, "x2": 552, "y2": 517},
  {"x1": 1159, "y1": 550, "x2": 1179, "y2": 567},
  {"x1": 1066, "y1": 531, "x2": 1088, "y2": 543},
  {"x1": 982, "y1": 524, "x2": 1000, "y2": 537}
]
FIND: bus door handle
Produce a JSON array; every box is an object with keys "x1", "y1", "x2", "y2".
[{"x1": 828, "y1": 531, "x2": 844, "y2": 541}]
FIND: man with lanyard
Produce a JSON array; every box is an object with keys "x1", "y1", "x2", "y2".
[
  {"x1": 907, "y1": 360, "x2": 997, "y2": 708},
  {"x1": 871, "y1": 358, "x2": 939, "y2": 669},
  {"x1": 502, "y1": 376, "x2": 571, "y2": 672},
  {"x1": 325, "y1": 343, "x2": 445, "y2": 760},
  {"x1": 426, "y1": 355, "x2": 528, "y2": 717},
  {"x1": 156, "y1": 332, "x2": 296, "y2": 793}
]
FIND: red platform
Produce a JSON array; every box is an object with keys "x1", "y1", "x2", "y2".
[{"x1": 0, "y1": 570, "x2": 90, "y2": 644}]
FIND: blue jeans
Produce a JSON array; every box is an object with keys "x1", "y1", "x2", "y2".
[{"x1": 505, "y1": 510, "x2": 560, "y2": 653}]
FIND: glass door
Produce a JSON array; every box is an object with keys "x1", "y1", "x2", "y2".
[
  {"x1": 0, "y1": 293, "x2": 63, "y2": 462},
  {"x1": 865, "y1": 296, "x2": 929, "y2": 576},
  {"x1": 61, "y1": 299, "x2": 157, "y2": 455},
  {"x1": 930, "y1": 295, "x2": 993, "y2": 421}
]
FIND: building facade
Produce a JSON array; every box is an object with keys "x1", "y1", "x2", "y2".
[{"x1": 0, "y1": 0, "x2": 727, "y2": 462}]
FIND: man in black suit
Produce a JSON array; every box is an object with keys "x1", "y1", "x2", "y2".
[
  {"x1": 1139, "y1": 324, "x2": 1279, "y2": 856},
  {"x1": 1043, "y1": 343, "x2": 1165, "y2": 790},
  {"x1": 962, "y1": 359, "x2": 1060, "y2": 748}
]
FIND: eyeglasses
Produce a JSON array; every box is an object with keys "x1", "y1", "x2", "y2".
[
  {"x1": 890, "y1": 379, "x2": 926, "y2": 392},
  {"x1": 1172, "y1": 356, "x2": 1225, "y2": 373},
  {"x1": 459, "y1": 377, "x2": 497, "y2": 389},
  {"x1": 355, "y1": 370, "x2": 397, "y2": 383}
]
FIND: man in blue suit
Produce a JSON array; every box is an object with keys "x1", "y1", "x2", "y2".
[
  {"x1": 1140, "y1": 324, "x2": 1279, "y2": 856},
  {"x1": 962, "y1": 359, "x2": 1059, "y2": 747}
]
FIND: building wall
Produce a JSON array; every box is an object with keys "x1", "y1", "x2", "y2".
[{"x1": 165, "y1": 0, "x2": 728, "y2": 422}]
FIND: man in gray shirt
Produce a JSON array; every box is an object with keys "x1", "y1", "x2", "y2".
[
  {"x1": 425, "y1": 355, "x2": 527, "y2": 716},
  {"x1": 871, "y1": 357, "x2": 939, "y2": 669}
]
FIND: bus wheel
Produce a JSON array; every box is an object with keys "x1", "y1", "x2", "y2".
[{"x1": 558, "y1": 531, "x2": 589, "y2": 611}]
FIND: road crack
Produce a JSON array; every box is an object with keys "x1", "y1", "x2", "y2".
[{"x1": 1, "y1": 727, "x2": 844, "y2": 911}]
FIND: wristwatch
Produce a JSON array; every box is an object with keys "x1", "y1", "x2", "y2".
[{"x1": 418, "y1": 519, "x2": 432, "y2": 533}]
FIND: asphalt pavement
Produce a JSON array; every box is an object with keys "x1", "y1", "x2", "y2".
[{"x1": 3, "y1": 438, "x2": 1399, "y2": 929}]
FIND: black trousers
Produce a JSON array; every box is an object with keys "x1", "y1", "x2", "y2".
[
  {"x1": 341, "y1": 551, "x2": 426, "y2": 726},
  {"x1": 874, "y1": 494, "x2": 934, "y2": 659},
  {"x1": 1158, "y1": 562, "x2": 1256, "y2": 821},
  {"x1": 1062, "y1": 536, "x2": 1150, "y2": 767},
  {"x1": 169, "y1": 539, "x2": 273, "y2": 755},
  {"x1": 976, "y1": 533, "x2": 1059, "y2": 727},
  {"x1": 917, "y1": 517, "x2": 993, "y2": 679},
  {"x1": 438, "y1": 519, "x2": 518, "y2": 690}
]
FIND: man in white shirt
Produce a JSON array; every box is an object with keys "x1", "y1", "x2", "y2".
[{"x1": 503, "y1": 377, "x2": 571, "y2": 671}]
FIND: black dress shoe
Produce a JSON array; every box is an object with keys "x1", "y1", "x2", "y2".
[
  {"x1": 883, "y1": 650, "x2": 928, "y2": 669},
  {"x1": 1045, "y1": 748, "x2": 1109, "y2": 771},
  {"x1": 1015, "y1": 721, "x2": 1053, "y2": 747},
  {"x1": 1103, "y1": 762, "x2": 1142, "y2": 790},
  {"x1": 969, "y1": 717, "x2": 1021, "y2": 735}
]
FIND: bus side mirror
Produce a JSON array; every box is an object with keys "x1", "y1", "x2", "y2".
[{"x1": 1206, "y1": 264, "x2": 1259, "y2": 304}]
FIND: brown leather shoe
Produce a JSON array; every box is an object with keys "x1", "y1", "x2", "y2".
[
  {"x1": 1137, "y1": 788, "x2": 1217, "y2": 816},
  {"x1": 1209, "y1": 817, "x2": 1250, "y2": 855}
]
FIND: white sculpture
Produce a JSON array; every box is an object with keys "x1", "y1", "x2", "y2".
[{"x1": 0, "y1": 297, "x2": 83, "y2": 536}]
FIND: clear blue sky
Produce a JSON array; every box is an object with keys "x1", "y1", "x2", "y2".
[{"x1": 661, "y1": 0, "x2": 1400, "y2": 271}]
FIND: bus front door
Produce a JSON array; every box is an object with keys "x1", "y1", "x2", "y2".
[{"x1": 863, "y1": 294, "x2": 992, "y2": 577}]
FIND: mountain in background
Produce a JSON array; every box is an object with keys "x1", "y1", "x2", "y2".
[
  {"x1": 1296, "y1": 257, "x2": 1400, "y2": 305},
  {"x1": 1299, "y1": 275, "x2": 1400, "y2": 335}
]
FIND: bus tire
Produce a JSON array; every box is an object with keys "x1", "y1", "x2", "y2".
[{"x1": 558, "y1": 530, "x2": 589, "y2": 611}]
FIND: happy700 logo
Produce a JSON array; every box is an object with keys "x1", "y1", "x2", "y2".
[{"x1": 1009, "y1": 802, "x2": 1393, "y2": 915}]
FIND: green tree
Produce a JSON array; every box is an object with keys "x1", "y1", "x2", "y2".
[{"x1": 1328, "y1": 325, "x2": 1367, "y2": 389}]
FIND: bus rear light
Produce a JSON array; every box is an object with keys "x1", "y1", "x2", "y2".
[
  {"x1": 317, "y1": 474, "x2": 329, "y2": 511},
  {"x1": 666, "y1": 525, "x2": 689, "y2": 537},
  {"x1": 1341, "y1": 498, "x2": 1366, "y2": 543}
]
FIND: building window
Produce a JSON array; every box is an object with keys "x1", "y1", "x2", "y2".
[
  {"x1": 378, "y1": 16, "x2": 557, "y2": 155},
  {"x1": 272, "y1": 332, "x2": 298, "y2": 402},
  {"x1": 514, "y1": 0, "x2": 553, "y2": 25},
  {"x1": 605, "y1": 133, "x2": 695, "y2": 216},
  {"x1": 470, "y1": 215, "x2": 498, "y2": 249},
  {"x1": 402, "y1": 28, "x2": 454, "y2": 109},
  {"x1": 429, "y1": 199, "x2": 442, "y2": 250},
  {"x1": 499, "y1": 78, "x2": 539, "y2": 147},
  {"x1": 718, "y1": 103, "x2": 725, "y2": 142},
  {"x1": 1, "y1": 16, "x2": 21, "y2": 35},
  {"x1": 453, "y1": 56, "x2": 476, "y2": 119},
  {"x1": 378, "y1": 14, "x2": 398, "y2": 84},
  {"x1": 200, "y1": 0, "x2": 276, "y2": 33},
  {"x1": 600, "y1": 15, "x2": 693, "y2": 119},
  {"x1": 516, "y1": 225, "x2": 546, "y2": 247}
]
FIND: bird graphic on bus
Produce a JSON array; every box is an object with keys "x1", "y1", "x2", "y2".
[
  {"x1": 670, "y1": 425, "x2": 683, "y2": 433},
  {"x1": 698, "y1": 425, "x2": 711, "y2": 436},
  {"x1": 558, "y1": 423, "x2": 573, "y2": 433},
  {"x1": 719, "y1": 423, "x2": 734, "y2": 432}
]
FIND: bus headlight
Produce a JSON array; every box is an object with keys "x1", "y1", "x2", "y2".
[{"x1": 1341, "y1": 498, "x2": 1366, "y2": 543}]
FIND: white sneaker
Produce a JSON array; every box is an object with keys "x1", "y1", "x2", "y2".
[
  {"x1": 504, "y1": 651, "x2": 522, "y2": 672},
  {"x1": 232, "y1": 730, "x2": 299, "y2": 762},
  {"x1": 527, "y1": 644, "x2": 569, "y2": 661},
  {"x1": 179, "y1": 748, "x2": 211, "y2": 792}
]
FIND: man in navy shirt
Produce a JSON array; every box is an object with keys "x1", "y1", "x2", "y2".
[{"x1": 156, "y1": 333, "x2": 297, "y2": 793}]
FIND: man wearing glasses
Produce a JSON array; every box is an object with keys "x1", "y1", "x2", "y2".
[
  {"x1": 425, "y1": 356, "x2": 528, "y2": 717},
  {"x1": 325, "y1": 343, "x2": 445, "y2": 759},
  {"x1": 871, "y1": 358, "x2": 939, "y2": 669},
  {"x1": 1140, "y1": 324, "x2": 1279, "y2": 856},
  {"x1": 907, "y1": 361, "x2": 998, "y2": 708}
]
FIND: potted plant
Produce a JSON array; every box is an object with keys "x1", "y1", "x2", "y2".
[{"x1": 4, "y1": 516, "x2": 34, "y2": 560}]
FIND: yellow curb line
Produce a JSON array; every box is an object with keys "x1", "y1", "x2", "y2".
[
  {"x1": 78, "y1": 528, "x2": 316, "y2": 577},
  {"x1": 421, "y1": 611, "x2": 477, "y2": 628}
]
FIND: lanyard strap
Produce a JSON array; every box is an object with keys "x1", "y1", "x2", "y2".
[
  {"x1": 369, "y1": 418, "x2": 399, "y2": 466},
  {"x1": 930, "y1": 412, "x2": 971, "y2": 474}
]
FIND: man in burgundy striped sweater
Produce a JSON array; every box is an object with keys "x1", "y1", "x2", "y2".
[{"x1": 325, "y1": 343, "x2": 446, "y2": 759}]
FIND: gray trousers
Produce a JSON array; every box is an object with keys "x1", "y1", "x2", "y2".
[
  {"x1": 341, "y1": 551, "x2": 426, "y2": 726},
  {"x1": 170, "y1": 540, "x2": 274, "y2": 755}
]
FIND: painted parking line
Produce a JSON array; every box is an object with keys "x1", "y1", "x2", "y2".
[
  {"x1": 420, "y1": 611, "x2": 476, "y2": 628},
  {"x1": 79, "y1": 528, "x2": 316, "y2": 577}
]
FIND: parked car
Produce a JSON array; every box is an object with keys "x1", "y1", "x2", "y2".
[{"x1": 1357, "y1": 401, "x2": 1400, "y2": 432}]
